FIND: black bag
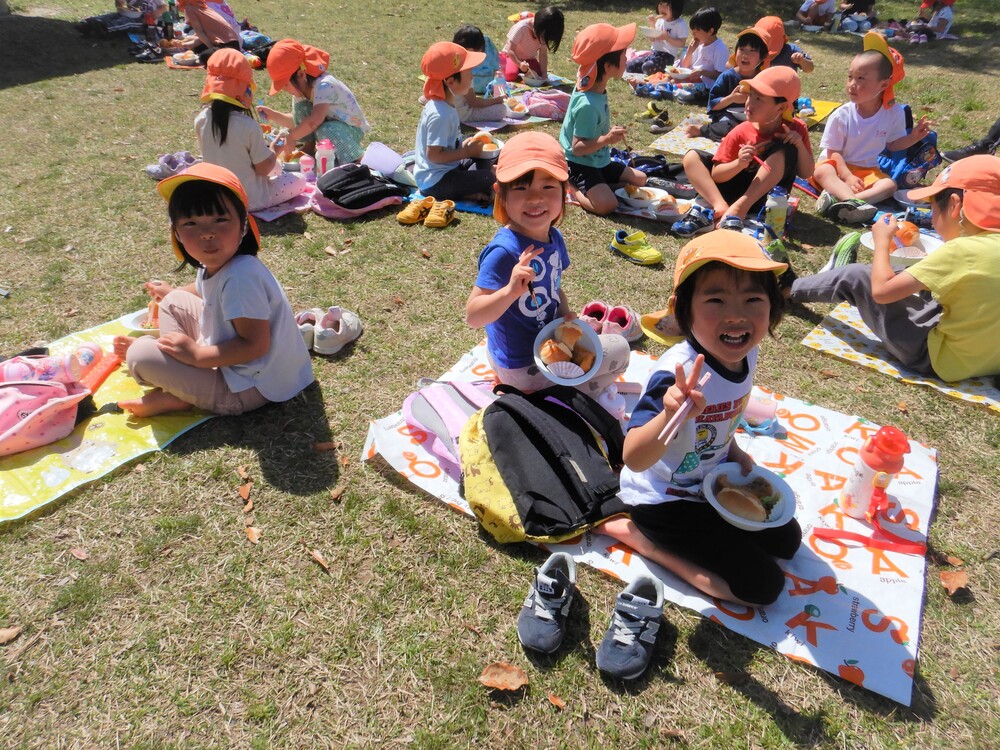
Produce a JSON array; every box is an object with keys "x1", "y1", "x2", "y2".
[
  {"x1": 460, "y1": 384, "x2": 628, "y2": 543},
  {"x1": 317, "y1": 163, "x2": 407, "y2": 210}
]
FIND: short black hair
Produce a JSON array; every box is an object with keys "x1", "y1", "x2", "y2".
[
  {"x1": 594, "y1": 48, "x2": 625, "y2": 82},
  {"x1": 496, "y1": 169, "x2": 567, "y2": 226},
  {"x1": 453, "y1": 24, "x2": 485, "y2": 52},
  {"x1": 931, "y1": 187, "x2": 963, "y2": 210},
  {"x1": 659, "y1": 0, "x2": 685, "y2": 17},
  {"x1": 857, "y1": 49, "x2": 893, "y2": 80},
  {"x1": 673, "y1": 261, "x2": 785, "y2": 339},
  {"x1": 168, "y1": 180, "x2": 257, "y2": 268},
  {"x1": 533, "y1": 6, "x2": 565, "y2": 52},
  {"x1": 736, "y1": 31, "x2": 769, "y2": 63},
  {"x1": 689, "y1": 6, "x2": 722, "y2": 34}
]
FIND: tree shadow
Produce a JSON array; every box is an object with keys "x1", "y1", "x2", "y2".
[{"x1": 0, "y1": 14, "x2": 131, "y2": 90}]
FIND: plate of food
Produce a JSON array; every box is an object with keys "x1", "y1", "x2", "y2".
[
  {"x1": 120, "y1": 304, "x2": 160, "y2": 335},
  {"x1": 640, "y1": 26, "x2": 660, "y2": 38},
  {"x1": 615, "y1": 185, "x2": 682, "y2": 214},
  {"x1": 504, "y1": 98, "x2": 529, "y2": 119},
  {"x1": 533, "y1": 318, "x2": 603, "y2": 386},
  {"x1": 665, "y1": 66, "x2": 693, "y2": 77},
  {"x1": 703, "y1": 463, "x2": 796, "y2": 531},
  {"x1": 471, "y1": 131, "x2": 503, "y2": 159},
  {"x1": 892, "y1": 188, "x2": 922, "y2": 206},
  {"x1": 521, "y1": 73, "x2": 548, "y2": 87},
  {"x1": 860, "y1": 228, "x2": 943, "y2": 267}
]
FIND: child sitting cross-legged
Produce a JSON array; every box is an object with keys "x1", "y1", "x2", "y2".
[
  {"x1": 465, "y1": 132, "x2": 630, "y2": 396},
  {"x1": 673, "y1": 66, "x2": 814, "y2": 236},
  {"x1": 812, "y1": 33, "x2": 932, "y2": 225},
  {"x1": 626, "y1": 0, "x2": 689, "y2": 76},
  {"x1": 559, "y1": 22, "x2": 648, "y2": 216},
  {"x1": 450, "y1": 24, "x2": 509, "y2": 125},
  {"x1": 670, "y1": 6, "x2": 729, "y2": 104},
  {"x1": 594, "y1": 231, "x2": 802, "y2": 606},
  {"x1": 683, "y1": 26, "x2": 771, "y2": 142}
]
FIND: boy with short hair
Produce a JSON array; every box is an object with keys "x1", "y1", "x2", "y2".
[
  {"x1": 559, "y1": 23, "x2": 648, "y2": 217},
  {"x1": 755, "y1": 16, "x2": 815, "y2": 74},
  {"x1": 672, "y1": 66, "x2": 814, "y2": 236},
  {"x1": 812, "y1": 32, "x2": 932, "y2": 224},
  {"x1": 670, "y1": 7, "x2": 729, "y2": 104}
]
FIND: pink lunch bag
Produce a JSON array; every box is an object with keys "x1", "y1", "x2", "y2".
[{"x1": 0, "y1": 380, "x2": 91, "y2": 458}]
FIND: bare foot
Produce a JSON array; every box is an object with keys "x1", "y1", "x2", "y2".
[
  {"x1": 118, "y1": 389, "x2": 192, "y2": 417},
  {"x1": 683, "y1": 123, "x2": 702, "y2": 138},
  {"x1": 113, "y1": 335, "x2": 137, "y2": 358}
]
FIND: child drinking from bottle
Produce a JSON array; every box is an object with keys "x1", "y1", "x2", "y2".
[
  {"x1": 258, "y1": 39, "x2": 371, "y2": 165},
  {"x1": 465, "y1": 132, "x2": 630, "y2": 396},
  {"x1": 114, "y1": 164, "x2": 313, "y2": 417},
  {"x1": 595, "y1": 231, "x2": 801, "y2": 606}
]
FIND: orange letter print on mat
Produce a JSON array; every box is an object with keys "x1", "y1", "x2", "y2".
[
  {"x1": 606, "y1": 543, "x2": 633, "y2": 568},
  {"x1": 785, "y1": 572, "x2": 842, "y2": 597},
  {"x1": 397, "y1": 425, "x2": 429, "y2": 445},
  {"x1": 785, "y1": 605, "x2": 837, "y2": 647},
  {"x1": 400, "y1": 451, "x2": 441, "y2": 479},
  {"x1": 712, "y1": 599, "x2": 756, "y2": 621},
  {"x1": 862, "y1": 609, "x2": 910, "y2": 645}
]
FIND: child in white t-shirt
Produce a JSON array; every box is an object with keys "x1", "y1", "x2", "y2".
[
  {"x1": 907, "y1": 0, "x2": 955, "y2": 42},
  {"x1": 626, "y1": 0, "x2": 689, "y2": 76},
  {"x1": 796, "y1": 0, "x2": 836, "y2": 27},
  {"x1": 670, "y1": 7, "x2": 729, "y2": 104}
]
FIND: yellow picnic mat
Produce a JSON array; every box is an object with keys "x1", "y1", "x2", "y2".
[
  {"x1": 802, "y1": 302, "x2": 1000, "y2": 414},
  {"x1": 802, "y1": 99, "x2": 842, "y2": 129},
  {"x1": 650, "y1": 113, "x2": 716, "y2": 157},
  {"x1": 0, "y1": 316, "x2": 214, "y2": 523}
]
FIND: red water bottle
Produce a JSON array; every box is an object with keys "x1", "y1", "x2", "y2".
[{"x1": 839, "y1": 426, "x2": 910, "y2": 520}]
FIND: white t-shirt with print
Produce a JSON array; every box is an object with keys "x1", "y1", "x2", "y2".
[
  {"x1": 690, "y1": 37, "x2": 729, "y2": 87},
  {"x1": 304, "y1": 73, "x2": 371, "y2": 132},
  {"x1": 653, "y1": 17, "x2": 689, "y2": 56},
  {"x1": 819, "y1": 102, "x2": 908, "y2": 168}
]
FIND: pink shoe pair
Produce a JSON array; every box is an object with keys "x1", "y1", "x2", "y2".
[{"x1": 579, "y1": 301, "x2": 643, "y2": 343}]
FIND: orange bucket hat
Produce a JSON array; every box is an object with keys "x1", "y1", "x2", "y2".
[
  {"x1": 754, "y1": 16, "x2": 786, "y2": 59},
  {"x1": 571, "y1": 23, "x2": 636, "y2": 92},
  {"x1": 862, "y1": 31, "x2": 905, "y2": 109},
  {"x1": 746, "y1": 66, "x2": 801, "y2": 122},
  {"x1": 201, "y1": 48, "x2": 255, "y2": 109},
  {"x1": 727, "y1": 27, "x2": 772, "y2": 70},
  {"x1": 156, "y1": 163, "x2": 261, "y2": 261},
  {"x1": 493, "y1": 131, "x2": 568, "y2": 223},
  {"x1": 420, "y1": 42, "x2": 485, "y2": 101},
  {"x1": 673, "y1": 230, "x2": 787, "y2": 289},
  {"x1": 265, "y1": 39, "x2": 330, "y2": 96},
  {"x1": 907, "y1": 155, "x2": 1000, "y2": 232}
]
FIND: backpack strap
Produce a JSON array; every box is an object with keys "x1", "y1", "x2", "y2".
[{"x1": 531, "y1": 385, "x2": 625, "y2": 470}]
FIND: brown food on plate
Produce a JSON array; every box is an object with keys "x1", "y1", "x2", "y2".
[
  {"x1": 144, "y1": 300, "x2": 159, "y2": 329},
  {"x1": 571, "y1": 346, "x2": 595, "y2": 373},
  {"x1": 539, "y1": 339, "x2": 572, "y2": 364},
  {"x1": 554, "y1": 321, "x2": 583, "y2": 349},
  {"x1": 716, "y1": 486, "x2": 768, "y2": 522}
]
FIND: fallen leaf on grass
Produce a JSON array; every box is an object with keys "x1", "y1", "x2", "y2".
[
  {"x1": 464, "y1": 623, "x2": 482, "y2": 636},
  {"x1": 392, "y1": 295, "x2": 405, "y2": 308},
  {"x1": 133, "y1": 463, "x2": 145, "y2": 473},
  {"x1": 237, "y1": 465, "x2": 250, "y2": 480},
  {"x1": 818, "y1": 369, "x2": 839, "y2": 379},
  {"x1": 421, "y1": 249, "x2": 431, "y2": 259},
  {"x1": 307, "y1": 548, "x2": 330, "y2": 572},
  {"x1": 238, "y1": 481, "x2": 253, "y2": 501},
  {"x1": 478, "y1": 662, "x2": 528, "y2": 691},
  {"x1": 324, "y1": 245, "x2": 338, "y2": 256},
  {"x1": 70, "y1": 548, "x2": 88, "y2": 561},
  {"x1": 663, "y1": 729, "x2": 687, "y2": 741},
  {"x1": 242, "y1": 498, "x2": 253, "y2": 514},
  {"x1": 800, "y1": 243, "x2": 816, "y2": 250},
  {"x1": 304, "y1": 231, "x2": 313, "y2": 240},
  {"x1": 313, "y1": 442, "x2": 337, "y2": 452},
  {"x1": 547, "y1": 693, "x2": 566, "y2": 710},
  {"x1": 940, "y1": 570, "x2": 968, "y2": 596},
  {"x1": 943, "y1": 554, "x2": 964, "y2": 567},
  {"x1": 896, "y1": 401, "x2": 909, "y2": 415},
  {"x1": 948, "y1": 667, "x2": 960, "y2": 680},
  {"x1": 714, "y1": 671, "x2": 750, "y2": 685},
  {"x1": 0, "y1": 626, "x2": 21, "y2": 645},
  {"x1": 246, "y1": 527, "x2": 262, "y2": 544},
  {"x1": 329, "y1": 485, "x2": 346, "y2": 502},
  {"x1": 339, "y1": 454, "x2": 350, "y2": 469}
]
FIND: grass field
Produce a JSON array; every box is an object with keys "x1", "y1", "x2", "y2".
[{"x1": 1, "y1": 1, "x2": 999, "y2": 747}]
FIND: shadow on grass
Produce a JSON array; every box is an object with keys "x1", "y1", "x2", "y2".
[
  {"x1": 165, "y1": 381, "x2": 339, "y2": 495},
  {"x1": 0, "y1": 14, "x2": 130, "y2": 90}
]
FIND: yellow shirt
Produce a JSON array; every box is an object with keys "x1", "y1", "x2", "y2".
[{"x1": 908, "y1": 232, "x2": 1000, "y2": 382}]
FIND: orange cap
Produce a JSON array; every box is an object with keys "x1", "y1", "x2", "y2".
[
  {"x1": 673, "y1": 230, "x2": 787, "y2": 289},
  {"x1": 862, "y1": 31, "x2": 905, "y2": 110},
  {"x1": 747, "y1": 66, "x2": 801, "y2": 122},
  {"x1": 156, "y1": 163, "x2": 261, "y2": 261},
  {"x1": 571, "y1": 23, "x2": 636, "y2": 92},
  {"x1": 201, "y1": 48, "x2": 255, "y2": 108},
  {"x1": 493, "y1": 131, "x2": 568, "y2": 223},
  {"x1": 727, "y1": 27, "x2": 772, "y2": 70},
  {"x1": 421, "y1": 42, "x2": 486, "y2": 101},
  {"x1": 265, "y1": 39, "x2": 330, "y2": 96},
  {"x1": 754, "y1": 16, "x2": 787, "y2": 58},
  {"x1": 907, "y1": 155, "x2": 1000, "y2": 232}
]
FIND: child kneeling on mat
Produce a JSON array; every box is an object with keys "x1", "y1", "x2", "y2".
[
  {"x1": 595, "y1": 231, "x2": 802, "y2": 606},
  {"x1": 114, "y1": 164, "x2": 313, "y2": 417}
]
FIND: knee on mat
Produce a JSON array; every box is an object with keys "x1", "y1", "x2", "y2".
[{"x1": 731, "y1": 564, "x2": 786, "y2": 606}]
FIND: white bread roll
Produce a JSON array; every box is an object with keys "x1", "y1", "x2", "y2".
[{"x1": 716, "y1": 487, "x2": 767, "y2": 522}]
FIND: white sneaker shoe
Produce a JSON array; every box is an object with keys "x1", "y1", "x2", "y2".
[{"x1": 313, "y1": 307, "x2": 363, "y2": 355}]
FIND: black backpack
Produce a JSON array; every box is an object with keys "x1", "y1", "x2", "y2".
[
  {"x1": 316, "y1": 163, "x2": 407, "y2": 210},
  {"x1": 459, "y1": 384, "x2": 628, "y2": 543}
]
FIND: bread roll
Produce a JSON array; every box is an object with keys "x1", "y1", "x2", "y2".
[
  {"x1": 716, "y1": 487, "x2": 767, "y2": 522},
  {"x1": 540, "y1": 339, "x2": 572, "y2": 364},
  {"x1": 555, "y1": 322, "x2": 583, "y2": 349},
  {"x1": 572, "y1": 347, "x2": 595, "y2": 373}
]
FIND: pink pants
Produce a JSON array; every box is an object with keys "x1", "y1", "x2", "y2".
[
  {"x1": 499, "y1": 53, "x2": 543, "y2": 82},
  {"x1": 125, "y1": 289, "x2": 268, "y2": 415}
]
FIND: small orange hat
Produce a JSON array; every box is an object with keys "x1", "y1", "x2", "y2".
[
  {"x1": 862, "y1": 31, "x2": 905, "y2": 110},
  {"x1": 907, "y1": 155, "x2": 1000, "y2": 233},
  {"x1": 571, "y1": 22, "x2": 636, "y2": 92},
  {"x1": 265, "y1": 39, "x2": 330, "y2": 96},
  {"x1": 727, "y1": 27, "x2": 772, "y2": 70},
  {"x1": 421, "y1": 42, "x2": 486, "y2": 101},
  {"x1": 156, "y1": 163, "x2": 261, "y2": 261},
  {"x1": 746, "y1": 66, "x2": 801, "y2": 122},
  {"x1": 754, "y1": 16, "x2": 786, "y2": 59},
  {"x1": 673, "y1": 230, "x2": 787, "y2": 289},
  {"x1": 201, "y1": 48, "x2": 255, "y2": 109},
  {"x1": 493, "y1": 131, "x2": 568, "y2": 223}
]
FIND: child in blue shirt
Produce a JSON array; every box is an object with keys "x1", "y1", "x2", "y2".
[{"x1": 756, "y1": 16, "x2": 815, "y2": 73}]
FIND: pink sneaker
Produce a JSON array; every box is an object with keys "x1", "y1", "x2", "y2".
[
  {"x1": 313, "y1": 306, "x2": 363, "y2": 356},
  {"x1": 602, "y1": 306, "x2": 643, "y2": 343},
  {"x1": 579, "y1": 300, "x2": 609, "y2": 333}
]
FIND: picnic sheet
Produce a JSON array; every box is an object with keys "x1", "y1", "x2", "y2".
[
  {"x1": 802, "y1": 302, "x2": 1000, "y2": 414},
  {"x1": 802, "y1": 99, "x2": 842, "y2": 129},
  {"x1": 364, "y1": 344, "x2": 939, "y2": 706},
  {"x1": 252, "y1": 185, "x2": 403, "y2": 222},
  {"x1": 650, "y1": 113, "x2": 717, "y2": 157},
  {"x1": 0, "y1": 319, "x2": 213, "y2": 524}
]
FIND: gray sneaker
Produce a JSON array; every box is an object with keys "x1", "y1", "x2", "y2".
[
  {"x1": 595, "y1": 575, "x2": 665, "y2": 680},
  {"x1": 814, "y1": 190, "x2": 835, "y2": 216},
  {"x1": 830, "y1": 199, "x2": 878, "y2": 225},
  {"x1": 516, "y1": 552, "x2": 576, "y2": 654}
]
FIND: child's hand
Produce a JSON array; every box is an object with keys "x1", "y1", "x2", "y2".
[
  {"x1": 648, "y1": 13, "x2": 657, "y2": 25},
  {"x1": 737, "y1": 143, "x2": 757, "y2": 167},
  {"x1": 790, "y1": 52, "x2": 808, "y2": 67},
  {"x1": 144, "y1": 279, "x2": 172, "y2": 302},
  {"x1": 608, "y1": 125, "x2": 629, "y2": 144},
  {"x1": 871, "y1": 212, "x2": 897, "y2": 247},
  {"x1": 728, "y1": 443, "x2": 756, "y2": 476},
  {"x1": 257, "y1": 105, "x2": 275, "y2": 121},
  {"x1": 663, "y1": 354, "x2": 708, "y2": 422},
  {"x1": 506, "y1": 245, "x2": 542, "y2": 298},
  {"x1": 778, "y1": 124, "x2": 803, "y2": 147},
  {"x1": 912, "y1": 115, "x2": 934, "y2": 139},
  {"x1": 845, "y1": 173, "x2": 865, "y2": 193},
  {"x1": 463, "y1": 137, "x2": 485, "y2": 157},
  {"x1": 157, "y1": 332, "x2": 199, "y2": 365}
]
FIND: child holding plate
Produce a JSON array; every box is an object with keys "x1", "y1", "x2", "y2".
[
  {"x1": 465, "y1": 132, "x2": 629, "y2": 395},
  {"x1": 594, "y1": 231, "x2": 802, "y2": 606}
]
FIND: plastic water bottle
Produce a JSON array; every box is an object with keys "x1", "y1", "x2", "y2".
[
  {"x1": 299, "y1": 153, "x2": 316, "y2": 182},
  {"x1": 764, "y1": 186, "x2": 789, "y2": 238},
  {"x1": 839, "y1": 426, "x2": 910, "y2": 520},
  {"x1": 598, "y1": 385, "x2": 627, "y2": 421},
  {"x1": 489, "y1": 69, "x2": 509, "y2": 99},
  {"x1": 143, "y1": 12, "x2": 158, "y2": 42},
  {"x1": 315, "y1": 139, "x2": 336, "y2": 176}
]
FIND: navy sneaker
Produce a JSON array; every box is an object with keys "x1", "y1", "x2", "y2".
[
  {"x1": 516, "y1": 552, "x2": 576, "y2": 654},
  {"x1": 595, "y1": 575, "x2": 665, "y2": 680},
  {"x1": 671, "y1": 204, "x2": 714, "y2": 237}
]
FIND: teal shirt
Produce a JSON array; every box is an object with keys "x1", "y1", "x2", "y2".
[{"x1": 559, "y1": 89, "x2": 611, "y2": 169}]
